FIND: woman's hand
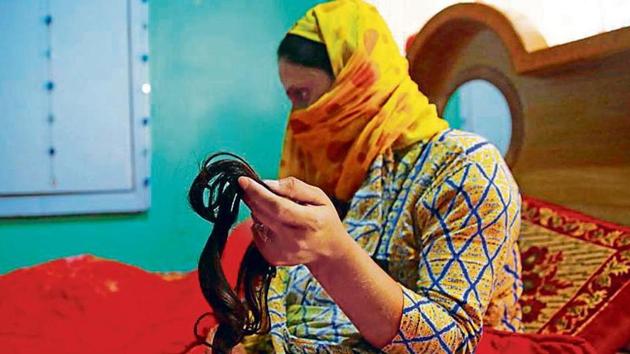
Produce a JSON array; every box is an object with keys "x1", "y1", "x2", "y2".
[
  {"x1": 237, "y1": 176, "x2": 350, "y2": 267},
  {"x1": 239, "y1": 176, "x2": 403, "y2": 348}
]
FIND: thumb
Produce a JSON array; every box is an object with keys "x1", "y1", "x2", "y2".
[{"x1": 264, "y1": 177, "x2": 328, "y2": 206}]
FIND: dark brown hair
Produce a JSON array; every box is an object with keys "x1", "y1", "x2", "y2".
[{"x1": 187, "y1": 152, "x2": 275, "y2": 354}]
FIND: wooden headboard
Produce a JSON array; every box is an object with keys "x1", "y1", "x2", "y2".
[{"x1": 407, "y1": 3, "x2": 630, "y2": 226}]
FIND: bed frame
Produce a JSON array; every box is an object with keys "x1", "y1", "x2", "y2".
[{"x1": 406, "y1": 3, "x2": 630, "y2": 226}]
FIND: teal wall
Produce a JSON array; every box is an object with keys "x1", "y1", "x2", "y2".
[
  {"x1": 443, "y1": 90, "x2": 461, "y2": 129},
  {"x1": 0, "y1": 0, "x2": 321, "y2": 275}
]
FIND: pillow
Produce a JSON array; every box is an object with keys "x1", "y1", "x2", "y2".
[{"x1": 519, "y1": 196, "x2": 630, "y2": 354}]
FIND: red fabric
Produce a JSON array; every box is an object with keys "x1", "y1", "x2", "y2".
[
  {"x1": 478, "y1": 327, "x2": 597, "y2": 354},
  {"x1": 0, "y1": 255, "x2": 208, "y2": 354},
  {"x1": 0, "y1": 221, "x2": 253, "y2": 354},
  {"x1": 578, "y1": 282, "x2": 630, "y2": 354},
  {"x1": 522, "y1": 196, "x2": 630, "y2": 354},
  {"x1": 522, "y1": 196, "x2": 630, "y2": 234},
  {"x1": 0, "y1": 217, "x2": 615, "y2": 353}
]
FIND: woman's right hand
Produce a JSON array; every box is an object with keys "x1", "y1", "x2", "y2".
[{"x1": 238, "y1": 176, "x2": 351, "y2": 268}]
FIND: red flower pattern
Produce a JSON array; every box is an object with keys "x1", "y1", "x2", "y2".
[{"x1": 520, "y1": 245, "x2": 573, "y2": 326}]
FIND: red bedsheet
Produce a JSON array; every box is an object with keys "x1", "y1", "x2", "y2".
[{"x1": 0, "y1": 220, "x2": 596, "y2": 353}]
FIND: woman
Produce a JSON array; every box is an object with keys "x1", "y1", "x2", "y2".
[{"x1": 237, "y1": 0, "x2": 522, "y2": 352}]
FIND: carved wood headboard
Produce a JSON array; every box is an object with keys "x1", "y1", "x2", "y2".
[{"x1": 407, "y1": 3, "x2": 630, "y2": 226}]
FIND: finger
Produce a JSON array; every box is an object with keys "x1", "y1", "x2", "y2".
[
  {"x1": 264, "y1": 177, "x2": 328, "y2": 206},
  {"x1": 238, "y1": 177, "x2": 280, "y2": 220},
  {"x1": 238, "y1": 177, "x2": 306, "y2": 226}
]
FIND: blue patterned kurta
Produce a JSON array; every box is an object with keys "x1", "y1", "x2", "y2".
[{"x1": 248, "y1": 129, "x2": 522, "y2": 353}]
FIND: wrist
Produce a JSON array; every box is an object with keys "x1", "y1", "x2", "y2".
[{"x1": 307, "y1": 228, "x2": 355, "y2": 274}]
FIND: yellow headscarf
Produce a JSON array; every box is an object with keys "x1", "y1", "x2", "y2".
[{"x1": 279, "y1": 0, "x2": 448, "y2": 201}]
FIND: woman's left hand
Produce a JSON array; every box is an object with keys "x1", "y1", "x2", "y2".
[{"x1": 237, "y1": 176, "x2": 349, "y2": 267}]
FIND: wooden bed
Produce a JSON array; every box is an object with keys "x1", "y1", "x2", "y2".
[{"x1": 406, "y1": 3, "x2": 630, "y2": 226}]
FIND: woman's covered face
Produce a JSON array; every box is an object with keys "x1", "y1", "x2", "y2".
[{"x1": 278, "y1": 57, "x2": 333, "y2": 110}]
